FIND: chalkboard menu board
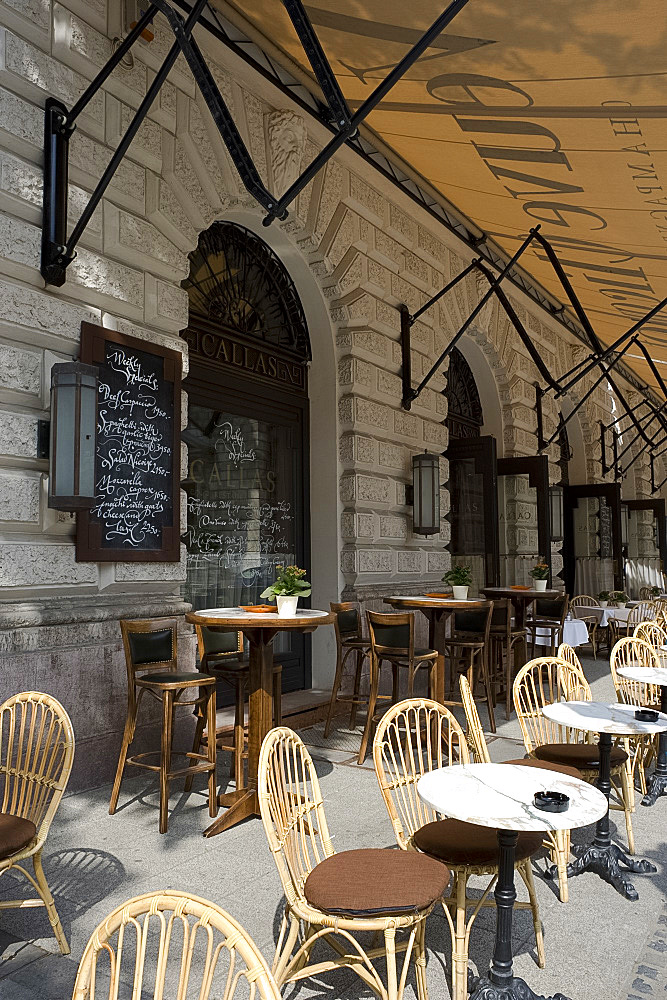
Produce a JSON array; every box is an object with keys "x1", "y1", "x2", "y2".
[{"x1": 76, "y1": 323, "x2": 181, "y2": 562}]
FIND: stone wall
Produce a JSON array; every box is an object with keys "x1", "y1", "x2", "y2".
[{"x1": 0, "y1": 0, "x2": 655, "y2": 787}]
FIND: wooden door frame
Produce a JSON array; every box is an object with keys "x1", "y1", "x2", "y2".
[
  {"x1": 563, "y1": 483, "x2": 623, "y2": 596},
  {"x1": 445, "y1": 435, "x2": 500, "y2": 586},
  {"x1": 497, "y1": 454, "x2": 551, "y2": 584}
]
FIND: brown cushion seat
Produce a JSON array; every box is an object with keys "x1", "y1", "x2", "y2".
[
  {"x1": 304, "y1": 848, "x2": 450, "y2": 917},
  {"x1": 413, "y1": 819, "x2": 542, "y2": 867},
  {"x1": 532, "y1": 742, "x2": 627, "y2": 769},
  {"x1": 0, "y1": 813, "x2": 37, "y2": 860},
  {"x1": 506, "y1": 757, "x2": 583, "y2": 781},
  {"x1": 138, "y1": 671, "x2": 214, "y2": 686}
]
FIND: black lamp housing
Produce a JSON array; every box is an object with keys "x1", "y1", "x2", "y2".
[
  {"x1": 412, "y1": 451, "x2": 440, "y2": 535},
  {"x1": 549, "y1": 485, "x2": 564, "y2": 541},
  {"x1": 48, "y1": 361, "x2": 99, "y2": 511}
]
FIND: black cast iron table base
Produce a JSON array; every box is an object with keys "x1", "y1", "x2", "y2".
[
  {"x1": 469, "y1": 970, "x2": 568, "y2": 999},
  {"x1": 641, "y1": 685, "x2": 667, "y2": 807},
  {"x1": 468, "y1": 830, "x2": 571, "y2": 1000},
  {"x1": 564, "y1": 842, "x2": 655, "y2": 902}
]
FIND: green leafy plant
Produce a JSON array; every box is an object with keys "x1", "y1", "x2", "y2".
[
  {"x1": 650, "y1": 586, "x2": 661, "y2": 597},
  {"x1": 529, "y1": 559, "x2": 550, "y2": 581},
  {"x1": 609, "y1": 590, "x2": 628, "y2": 605},
  {"x1": 260, "y1": 565, "x2": 311, "y2": 601},
  {"x1": 598, "y1": 590, "x2": 610, "y2": 601},
  {"x1": 442, "y1": 565, "x2": 473, "y2": 587}
]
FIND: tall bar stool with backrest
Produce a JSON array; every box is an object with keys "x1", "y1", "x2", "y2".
[
  {"x1": 443, "y1": 601, "x2": 496, "y2": 732},
  {"x1": 373, "y1": 698, "x2": 544, "y2": 1000},
  {"x1": 324, "y1": 602, "x2": 370, "y2": 738},
  {"x1": 513, "y1": 655, "x2": 635, "y2": 853},
  {"x1": 188, "y1": 625, "x2": 282, "y2": 793},
  {"x1": 109, "y1": 617, "x2": 217, "y2": 833},
  {"x1": 488, "y1": 598, "x2": 527, "y2": 720},
  {"x1": 526, "y1": 595, "x2": 568, "y2": 656},
  {"x1": 460, "y1": 674, "x2": 581, "y2": 903},
  {"x1": 358, "y1": 611, "x2": 438, "y2": 764}
]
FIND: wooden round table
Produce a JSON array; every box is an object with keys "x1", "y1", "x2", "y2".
[
  {"x1": 384, "y1": 595, "x2": 487, "y2": 704},
  {"x1": 186, "y1": 607, "x2": 335, "y2": 837}
]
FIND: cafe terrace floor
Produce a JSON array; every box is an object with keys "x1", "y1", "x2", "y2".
[{"x1": 1, "y1": 654, "x2": 665, "y2": 1000}]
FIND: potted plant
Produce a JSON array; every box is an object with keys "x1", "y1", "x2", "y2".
[
  {"x1": 529, "y1": 559, "x2": 550, "y2": 592},
  {"x1": 442, "y1": 565, "x2": 473, "y2": 601},
  {"x1": 260, "y1": 565, "x2": 311, "y2": 617},
  {"x1": 598, "y1": 590, "x2": 610, "y2": 608},
  {"x1": 609, "y1": 590, "x2": 628, "y2": 607},
  {"x1": 650, "y1": 585, "x2": 661, "y2": 598}
]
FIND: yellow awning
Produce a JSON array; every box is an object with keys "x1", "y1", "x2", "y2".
[{"x1": 221, "y1": 0, "x2": 667, "y2": 395}]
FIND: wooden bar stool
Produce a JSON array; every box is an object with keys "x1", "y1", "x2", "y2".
[
  {"x1": 109, "y1": 617, "x2": 217, "y2": 834},
  {"x1": 443, "y1": 602, "x2": 496, "y2": 732},
  {"x1": 188, "y1": 625, "x2": 282, "y2": 792},
  {"x1": 324, "y1": 601, "x2": 370, "y2": 737}
]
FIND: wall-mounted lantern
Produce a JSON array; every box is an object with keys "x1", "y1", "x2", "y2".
[
  {"x1": 549, "y1": 485, "x2": 564, "y2": 541},
  {"x1": 46, "y1": 361, "x2": 99, "y2": 510},
  {"x1": 411, "y1": 451, "x2": 441, "y2": 535}
]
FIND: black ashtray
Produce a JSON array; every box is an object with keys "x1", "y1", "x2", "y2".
[
  {"x1": 534, "y1": 791, "x2": 570, "y2": 813},
  {"x1": 635, "y1": 708, "x2": 659, "y2": 722}
]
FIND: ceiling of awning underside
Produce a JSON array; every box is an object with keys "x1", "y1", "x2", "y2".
[{"x1": 220, "y1": 0, "x2": 667, "y2": 396}]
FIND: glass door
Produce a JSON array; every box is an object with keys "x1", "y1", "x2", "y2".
[
  {"x1": 563, "y1": 484, "x2": 622, "y2": 597},
  {"x1": 182, "y1": 371, "x2": 309, "y2": 693},
  {"x1": 445, "y1": 435, "x2": 499, "y2": 593},
  {"x1": 624, "y1": 499, "x2": 667, "y2": 597},
  {"x1": 497, "y1": 455, "x2": 551, "y2": 586}
]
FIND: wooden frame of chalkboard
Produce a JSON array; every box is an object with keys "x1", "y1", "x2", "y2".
[{"x1": 76, "y1": 322, "x2": 182, "y2": 562}]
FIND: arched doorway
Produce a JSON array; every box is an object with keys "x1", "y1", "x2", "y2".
[{"x1": 181, "y1": 222, "x2": 312, "y2": 692}]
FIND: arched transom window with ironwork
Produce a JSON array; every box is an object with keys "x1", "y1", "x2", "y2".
[
  {"x1": 444, "y1": 347, "x2": 483, "y2": 439},
  {"x1": 183, "y1": 222, "x2": 311, "y2": 360}
]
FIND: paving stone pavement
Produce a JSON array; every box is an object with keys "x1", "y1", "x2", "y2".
[{"x1": 0, "y1": 653, "x2": 665, "y2": 999}]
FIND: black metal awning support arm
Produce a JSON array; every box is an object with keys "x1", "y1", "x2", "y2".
[
  {"x1": 635, "y1": 339, "x2": 667, "y2": 403},
  {"x1": 281, "y1": 0, "x2": 352, "y2": 129},
  {"x1": 532, "y1": 230, "x2": 603, "y2": 354},
  {"x1": 262, "y1": 0, "x2": 472, "y2": 225},
  {"x1": 606, "y1": 369, "x2": 655, "y2": 447},
  {"x1": 411, "y1": 261, "x2": 479, "y2": 325},
  {"x1": 621, "y1": 431, "x2": 667, "y2": 477},
  {"x1": 401, "y1": 226, "x2": 540, "y2": 409},
  {"x1": 613, "y1": 407, "x2": 663, "y2": 468}
]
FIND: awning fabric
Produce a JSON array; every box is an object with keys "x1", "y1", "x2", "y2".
[{"x1": 222, "y1": 0, "x2": 667, "y2": 394}]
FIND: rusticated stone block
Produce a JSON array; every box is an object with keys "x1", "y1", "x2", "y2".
[
  {"x1": 0, "y1": 410, "x2": 37, "y2": 457},
  {"x1": 0, "y1": 276, "x2": 99, "y2": 342},
  {"x1": 356, "y1": 475, "x2": 391, "y2": 504},
  {"x1": 115, "y1": 546, "x2": 187, "y2": 582},
  {"x1": 0, "y1": 341, "x2": 40, "y2": 395},
  {"x1": 68, "y1": 248, "x2": 144, "y2": 318},
  {"x1": 423, "y1": 421, "x2": 447, "y2": 446},
  {"x1": 0, "y1": 470, "x2": 39, "y2": 520},
  {"x1": 379, "y1": 515, "x2": 408, "y2": 540},
  {"x1": 394, "y1": 410, "x2": 419, "y2": 439},
  {"x1": 398, "y1": 550, "x2": 423, "y2": 574},
  {"x1": 427, "y1": 551, "x2": 449, "y2": 573},
  {"x1": 0, "y1": 542, "x2": 96, "y2": 586},
  {"x1": 378, "y1": 440, "x2": 409, "y2": 472},
  {"x1": 358, "y1": 549, "x2": 393, "y2": 574},
  {"x1": 0, "y1": 212, "x2": 39, "y2": 273},
  {"x1": 354, "y1": 397, "x2": 391, "y2": 431}
]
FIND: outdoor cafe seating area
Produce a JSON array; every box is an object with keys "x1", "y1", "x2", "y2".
[{"x1": 2, "y1": 583, "x2": 667, "y2": 1000}]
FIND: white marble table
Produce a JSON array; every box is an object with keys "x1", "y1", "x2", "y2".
[
  {"x1": 417, "y1": 763, "x2": 606, "y2": 1000},
  {"x1": 542, "y1": 700, "x2": 667, "y2": 899},
  {"x1": 618, "y1": 666, "x2": 667, "y2": 805},
  {"x1": 571, "y1": 605, "x2": 632, "y2": 627}
]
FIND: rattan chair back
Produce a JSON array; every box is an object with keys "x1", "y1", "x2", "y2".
[
  {"x1": 633, "y1": 620, "x2": 667, "y2": 649},
  {"x1": 625, "y1": 602, "x2": 657, "y2": 626},
  {"x1": 258, "y1": 727, "x2": 334, "y2": 910},
  {"x1": 372, "y1": 698, "x2": 469, "y2": 849},
  {"x1": 0, "y1": 691, "x2": 74, "y2": 849},
  {"x1": 569, "y1": 595, "x2": 600, "y2": 610},
  {"x1": 610, "y1": 637, "x2": 660, "y2": 708},
  {"x1": 72, "y1": 890, "x2": 281, "y2": 1000},
  {"x1": 459, "y1": 676, "x2": 491, "y2": 763},
  {"x1": 556, "y1": 643, "x2": 584, "y2": 674},
  {"x1": 513, "y1": 657, "x2": 592, "y2": 753}
]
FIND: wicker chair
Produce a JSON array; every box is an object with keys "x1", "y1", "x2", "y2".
[
  {"x1": 373, "y1": 698, "x2": 544, "y2": 1000},
  {"x1": 609, "y1": 602, "x2": 656, "y2": 645},
  {"x1": 639, "y1": 586, "x2": 657, "y2": 600},
  {"x1": 633, "y1": 620, "x2": 667, "y2": 650},
  {"x1": 258, "y1": 726, "x2": 448, "y2": 1000},
  {"x1": 0, "y1": 692, "x2": 74, "y2": 954},
  {"x1": 513, "y1": 657, "x2": 635, "y2": 854},
  {"x1": 568, "y1": 595, "x2": 603, "y2": 658},
  {"x1": 72, "y1": 890, "x2": 281, "y2": 999},
  {"x1": 610, "y1": 637, "x2": 661, "y2": 796},
  {"x1": 459, "y1": 675, "x2": 578, "y2": 903}
]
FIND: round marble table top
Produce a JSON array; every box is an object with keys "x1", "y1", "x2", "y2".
[
  {"x1": 542, "y1": 700, "x2": 667, "y2": 736},
  {"x1": 386, "y1": 595, "x2": 487, "y2": 608},
  {"x1": 416, "y1": 762, "x2": 607, "y2": 832},
  {"x1": 186, "y1": 607, "x2": 335, "y2": 629},
  {"x1": 618, "y1": 666, "x2": 667, "y2": 687}
]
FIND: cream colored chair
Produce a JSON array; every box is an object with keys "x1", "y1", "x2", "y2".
[
  {"x1": 373, "y1": 698, "x2": 544, "y2": 1000},
  {"x1": 72, "y1": 890, "x2": 281, "y2": 999},
  {"x1": 568, "y1": 595, "x2": 602, "y2": 657},
  {"x1": 460, "y1": 675, "x2": 578, "y2": 903},
  {"x1": 0, "y1": 692, "x2": 74, "y2": 953},
  {"x1": 610, "y1": 637, "x2": 661, "y2": 796},
  {"x1": 259, "y1": 726, "x2": 448, "y2": 1000},
  {"x1": 514, "y1": 656, "x2": 635, "y2": 853},
  {"x1": 633, "y1": 620, "x2": 667, "y2": 650}
]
